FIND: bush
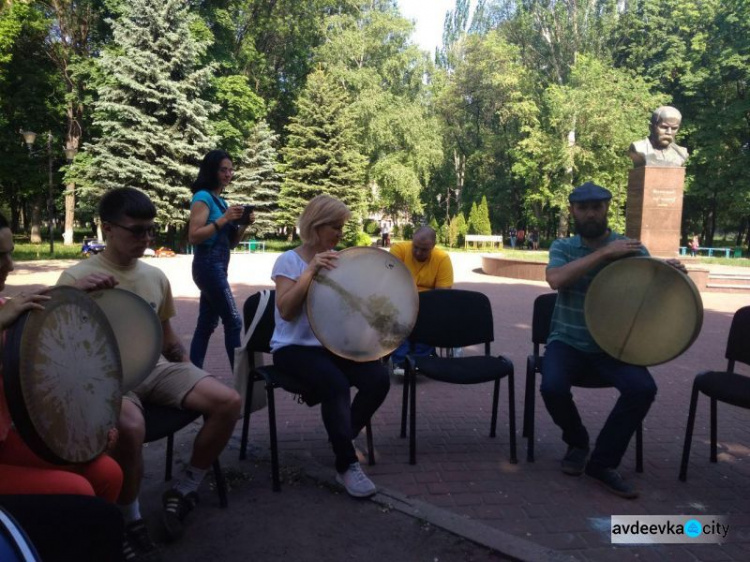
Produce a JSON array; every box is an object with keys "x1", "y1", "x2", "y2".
[
  {"x1": 392, "y1": 224, "x2": 401, "y2": 238},
  {"x1": 438, "y1": 222, "x2": 449, "y2": 245},
  {"x1": 342, "y1": 230, "x2": 373, "y2": 247},
  {"x1": 364, "y1": 219, "x2": 379, "y2": 235},
  {"x1": 402, "y1": 223, "x2": 414, "y2": 240}
]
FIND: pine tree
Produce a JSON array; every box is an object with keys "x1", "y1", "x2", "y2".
[
  {"x1": 278, "y1": 70, "x2": 367, "y2": 234},
  {"x1": 476, "y1": 195, "x2": 492, "y2": 235},
  {"x1": 79, "y1": 0, "x2": 217, "y2": 227},
  {"x1": 468, "y1": 202, "x2": 480, "y2": 234},
  {"x1": 449, "y1": 212, "x2": 467, "y2": 248},
  {"x1": 228, "y1": 120, "x2": 282, "y2": 239}
]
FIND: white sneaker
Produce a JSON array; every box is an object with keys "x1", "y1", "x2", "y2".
[
  {"x1": 336, "y1": 462, "x2": 377, "y2": 498},
  {"x1": 392, "y1": 367, "x2": 405, "y2": 377}
]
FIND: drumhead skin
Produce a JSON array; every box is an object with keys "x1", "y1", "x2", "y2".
[
  {"x1": 2, "y1": 286, "x2": 122, "y2": 464},
  {"x1": 307, "y1": 247, "x2": 419, "y2": 362},
  {"x1": 585, "y1": 257, "x2": 703, "y2": 366},
  {"x1": 89, "y1": 288, "x2": 163, "y2": 393}
]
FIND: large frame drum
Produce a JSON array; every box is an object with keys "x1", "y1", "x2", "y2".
[
  {"x1": 307, "y1": 247, "x2": 419, "y2": 361},
  {"x1": 2, "y1": 286, "x2": 122, "y2": 464},
  {"x1": 89, "y1": 288, "x2": 162, "y2": 393},
  {"x1": 585, "y1": 257, "x2": 703, "y2": 366}
]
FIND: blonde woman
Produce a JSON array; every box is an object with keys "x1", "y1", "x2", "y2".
[{"x1": 270, "y1": 195, "x2": 390, "y2": 498}]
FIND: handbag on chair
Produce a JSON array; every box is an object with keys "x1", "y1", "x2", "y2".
[{"x1": 233, "y1": 290, "x2": 270, "y2": 416}]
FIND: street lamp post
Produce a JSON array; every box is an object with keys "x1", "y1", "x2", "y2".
[{"x1": 19, "y1": 130, "x2": 75, "y2": 254}]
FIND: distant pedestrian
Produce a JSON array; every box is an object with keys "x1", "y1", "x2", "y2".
[
  {"x1": 508, "y1": 227, "x2": 517, "y2": 249},
  {"x1": 381, "y1": 222, "x2": 391, "y2": 247}
]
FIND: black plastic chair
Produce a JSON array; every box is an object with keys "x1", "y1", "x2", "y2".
[
  {"x1": 142, "y1": 403, "x2": 228, "y2": 508},
  {"x1": 238, "y1": 290, "x2": 374, "y2": 492},
  {"x1": 401, "y1": 289, "x2": 516, "y2": 465},
  {"x1": 679, "y1": 306, "x2": 750, "y2": 481},
  {"x1": 522, "y1": 292, "x2": 643, "y2": 471}
]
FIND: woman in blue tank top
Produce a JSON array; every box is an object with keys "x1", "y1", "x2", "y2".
[{"x1": 187, "y1": 150, "x2": 254, "y2": 368}]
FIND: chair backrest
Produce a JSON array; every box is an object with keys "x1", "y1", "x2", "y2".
[
  {"x1": 531, "y1": 293, "x2": 557, "y2": 355},
  {"x1": 409, "y1": 289, "x2": 493, "y2": 348},
  {"x1": 726, "y1": 305, "x2": 750, "y2": 368},
  {"x1": 242, "y1": 290, "x2": 277, "y2": 354}
]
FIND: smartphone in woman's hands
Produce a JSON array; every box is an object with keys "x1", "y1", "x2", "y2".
[{"x1": 236, "y1": 205, "x2": 255, "y2": 225}]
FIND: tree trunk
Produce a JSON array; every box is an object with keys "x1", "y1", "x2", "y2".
[
  {"x1": 557, "y1": 207, "x2": 570, "y2": 239},
  {"x1": 735, "y1": 217, "x2": 747, "y2": 248},
  {"x1": 453, "y1": 150, "x2": 465, "y2": 213},
  {"x1": 63, "y1": 133, "x2": 80, "y2": 245}
]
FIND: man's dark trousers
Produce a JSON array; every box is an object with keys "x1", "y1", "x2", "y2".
[{"x1": 540, "y1": 340, "x2": 657, "y2": 470}]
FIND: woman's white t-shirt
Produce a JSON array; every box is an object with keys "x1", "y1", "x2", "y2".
[{"x1": 269, "y1": 250, "x2": 322, "y2": 352}]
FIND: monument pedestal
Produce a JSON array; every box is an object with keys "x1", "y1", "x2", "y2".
[{"x1": 625, "y1": 166, "x2": 686, "y2": 258}]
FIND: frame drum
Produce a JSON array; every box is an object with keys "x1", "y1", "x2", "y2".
[
  {"x1": 585, "y1": 257, "x2": 703, "y2": 366},
  {"x1": 2, "y1": 286, "x2": 122, "y2": 464},
  {"x1": 307, "y1": 247, "x2": 419, "y2": 361},
  {"x1": 0, "y1": 508, "x2": 40, "y2": 562},
  {"x1": 89, "y1": 288, "x2": 162, "y2": 393}
]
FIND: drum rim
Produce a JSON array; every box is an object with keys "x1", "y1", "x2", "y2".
[
  {"x1": 89, "y1": 287, "x2": 163, "y2": 393},
  {"x1": 306, "y1": 246, "x2": 419, "y2": 362},
  {"x1": 2, "y1": 286, "x2": 122, "y2": 464},
  {"x1": 585, "y1": 256, "x2": 704, "y2": 366}
]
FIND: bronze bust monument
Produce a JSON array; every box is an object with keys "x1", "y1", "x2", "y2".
[{"x1": 629, "y1": 106, "x2": 689, "y2": 168}]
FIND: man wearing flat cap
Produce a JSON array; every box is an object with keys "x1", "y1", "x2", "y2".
[{"x1": 541, "y1": 181, "x2": 656, "y2": 499}]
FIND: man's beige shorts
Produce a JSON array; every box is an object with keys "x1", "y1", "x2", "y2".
[{"x1": 125, "y1": 356, "x2": 211, "y2": 411}]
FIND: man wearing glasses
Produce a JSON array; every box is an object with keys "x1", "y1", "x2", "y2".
[{"x1": 58, "y1": 188, "x2": 241, "y2": 562}]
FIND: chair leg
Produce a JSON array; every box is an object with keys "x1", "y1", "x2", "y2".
[
  {"x1": 266, "y1": 385, "x2": 281, "y2": 492},
  {"x1": 365, "y1": 421, "x2": 375, "y2": 466},
  {"x1": 165, "y1": 433, "x2": 175, "y2": 481},
  {"x1": 526, "y1": 368, "x2": 537, "y2": 463},
  {"x1": 212, "y1": 460, "x2": 228, "y2": 508},
  {"x1": 522, "y1": 357, "x2": 535, "y2": 439},
  {"x1": 507, "y1": 368, "x2": 517, "y2": 464},
  {"x1": 635, "y1": 423, "x2": 643, "y2": 473},
  {"x1": 400, "y1": 371, "x2": 409, "y2": 438},
  {"x1": 710, "y1": 398, "x2": 718, "y2": 463},
  {"x1": 240, "y1": 375, "x2": 255, "y2": 461},
  {"x1": 409, "y1": 365, "x2": 417, "y2": 465},
  {"x1": 679, "y1": 383, "x2": 701, "y2": 481},
  {"x1": 490, "y1": 378, "x2": 500, "y2": 438}
]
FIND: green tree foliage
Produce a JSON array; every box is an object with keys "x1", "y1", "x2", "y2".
[
  {"x1": 512, "y1": 55, "x2": 665, "y2": 234},
  {"x1": 228, "y1": 119, "x2": 282, "y2": 238},
  {"x1": 79, "y1": 0, "x2": 217, "y2": 227},
  {"x1": 0, "y1": 2, "x2": 62, "y2": 236},
  {"x1": 314, "y1": 1, "x2": 443, "y2": 215},
  {"x1": 195, "y1": 0, "x2": 355, "y2": 133},
  {"x1": 434, "y1": 29, "x2": 534, "y2": 231},
  {"x1": 211, "y1": 75, "x2": 266, "y2": 155},
  {"x1": 278, "y1": 69, "x2": 367, "y2": 233},
  {"x1": 468, "y1": 195, "x2": 492, "y2": 234},
  {"x1": 448, "y1": 212, "x2": 467, "y2": 247}
]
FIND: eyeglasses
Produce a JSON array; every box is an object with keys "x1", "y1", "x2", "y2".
[{"x1": 109, "y1": 222, "x2": 157, "y2": 239}]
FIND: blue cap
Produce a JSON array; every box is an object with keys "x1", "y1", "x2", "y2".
[{"x1": 568, "y1": 182, "x2": 612, "y2": 203}]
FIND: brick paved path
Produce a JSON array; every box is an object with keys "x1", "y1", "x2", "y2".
[{"x1": 7, "y1": 252, "x2": 750, "y2": 561}]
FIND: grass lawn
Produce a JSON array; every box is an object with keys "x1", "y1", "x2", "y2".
[{"x1": 11, "y1": 242, "x2": 84, "y2": 261}]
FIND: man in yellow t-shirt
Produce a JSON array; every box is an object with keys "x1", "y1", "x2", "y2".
[
  {"x1": 390, "y1": 227, "x2": 453, "y2": 292},
  {"x1": 389, "y1": 227, "x2": 453, "y2": 374}
]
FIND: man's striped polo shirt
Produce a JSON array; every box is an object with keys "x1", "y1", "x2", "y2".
[{"x1": 546, "y1": 232, "x2": 649, "y2": 353}]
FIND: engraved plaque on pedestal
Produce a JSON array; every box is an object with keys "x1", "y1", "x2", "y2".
[{"x1": 626, "y1": 166, "x2": 686, "y2": 258}]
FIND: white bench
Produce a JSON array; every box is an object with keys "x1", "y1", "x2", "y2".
[
  {"x1": 465, "y1": 234, "x2": 503, "y2": 250},
  {"x1": 235, "y1": 240, "x2": 266, "y2": 253}
]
